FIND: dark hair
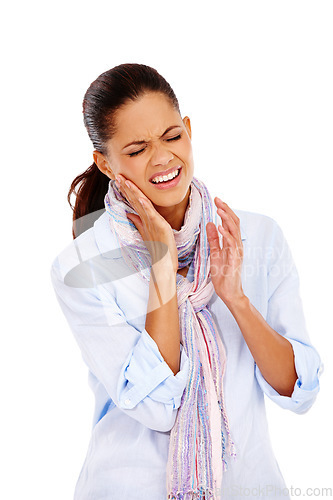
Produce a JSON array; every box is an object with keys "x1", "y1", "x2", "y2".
[{"x1": 67, "y1": 63, "x2": 181, "y2": 239}]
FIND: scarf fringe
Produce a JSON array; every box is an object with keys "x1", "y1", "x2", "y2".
[{"x1": 168, "y1": 486, "x2": 217, "y2": 499}]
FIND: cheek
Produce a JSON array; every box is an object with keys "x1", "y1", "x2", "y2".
[
  {"x1": 119, "y1": 158, "x2": 143, "y2": 176},
  {"x1": 181, "y1": 138, "x2": 193, "y2": 163},
  {"x1": 170, "y1": 137, "x2": 192, "y2": 160}
]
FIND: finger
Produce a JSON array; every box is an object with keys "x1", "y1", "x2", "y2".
[
  {"x1": 217, "y1": 207, "x2": 241, "y2": 241},
  {"x1": 126, "y1": 187, "x2": 165, "y2": 240},
  {"x1": 217, "y1": 205, "x2": 243, "y2": 258},
  {"x1": 118, "y1": 177, "x2": 157, "y2": 219},
  {"x1": 206, "y1": 222, "x2": 222, "y2": 257},
  {"x1": 115, "y1": 176, "x2": 133, "y2": 205},
  {"x1": 116, "y1": 175, "x2": 151, "y2": 223},
  {"x1": 120, "y1": 177, "x2": 151, "y2": 212},
  {"x1": 127, "y1": 205, "x2": 158, "y2": 251},
  {"x1": 218, "y1": 224, "x2": 243, "y2": 262},
  {"x1": 215, "y1": 197, "x2": 241, "y2": 232},
  {"x1": 215, "y1": 198, "x2": 241, "y2": 241},
  {"x1": 116, "y1": 175, "x2": 141, "y2": 205},
  {"x1": 126, "y1": 212, "x2": 144, "y2": 233},
  {"x1": 218, "y1": 224, "x2": 237, "y2": 253}
]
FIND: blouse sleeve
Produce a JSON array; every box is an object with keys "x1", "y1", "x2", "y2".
[
  {"x1": 50, "y1": 257, "x2": 190, "y2": 432},
  {"x1": 254, "y1": 219, "x2": 323, "y2": 414}
]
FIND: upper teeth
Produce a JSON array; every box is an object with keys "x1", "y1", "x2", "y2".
[{"x1": 151, "y1": 168, "x2": 180, "y2": 184}]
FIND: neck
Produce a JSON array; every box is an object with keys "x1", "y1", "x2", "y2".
[{"x1": 152, "y1": 186, "x2": 191, "y2": 231}]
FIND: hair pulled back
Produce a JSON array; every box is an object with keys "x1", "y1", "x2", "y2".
[{"x1": 67, "y1": 63, "x2": 181, "y2": 238}]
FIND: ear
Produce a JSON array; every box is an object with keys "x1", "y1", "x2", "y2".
[
  {"x1": 182, "y1": 116, "x2": 192, "y2": 140},
  {"x1": 93, "y1": 150, "x2": 115, "y2": 180}
]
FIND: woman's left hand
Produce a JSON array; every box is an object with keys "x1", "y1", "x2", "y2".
[{"x1": 206, "y1": 198, "x2": 245, "y2": 307}]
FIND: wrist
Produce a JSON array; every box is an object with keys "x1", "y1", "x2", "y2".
[
  {"x1": 151, "y1": 261, "x2": 177, "y2": 279},
  {"x1": 151, "y1": 253, "x2": 177, "y2": 276},
  {"x1": 222, "y1": 292, "x2": 250, "y2": 316},
  {"x1": 149, "y1": 264, "x2": 177, "y2": 309}
]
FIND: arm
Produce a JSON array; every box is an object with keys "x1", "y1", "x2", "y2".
[
  {"x1": 224, "y1": 295, "x2": 297, "y2": 397},
  {"x1": 50, "y1": 174, "x2": 188, "y2": 432},
  {"x1": 206, "y1": 199, "x2": 322, "y2": 406},
  {"x1": 254, "y1": 218, "x2": 323, "y2": 412},
  {"x1": 50, "y1": 258, "x2": 189, "y2": 432},
  {"x1": 145, "y1": 261, "x2": 181, "y2": 376},
  {"x1": 115, "y1": 174, "x2": 182, "y2": 377}
]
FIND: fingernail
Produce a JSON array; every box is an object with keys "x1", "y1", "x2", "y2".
[{"x1": 125, "y1": 180, "x2": 131, "y2": 189}]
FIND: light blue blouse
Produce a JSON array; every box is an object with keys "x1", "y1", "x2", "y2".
[{"x1": 50, "y1": 204, "x2": 323, "y2": 500}]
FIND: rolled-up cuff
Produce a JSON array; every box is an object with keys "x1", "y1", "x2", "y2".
[
  {"x1": 255, "y1": 338, "x2": 323, "y2": 414},
  {"x1": 118, "y1": 330, "x2": 190, "y2": 410}
]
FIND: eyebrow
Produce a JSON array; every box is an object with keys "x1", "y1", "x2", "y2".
[{"x1": 122, "y1": 125, "x2": 182, "y2": 150}]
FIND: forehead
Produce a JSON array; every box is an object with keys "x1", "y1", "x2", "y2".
[{"x1": 113, "y1": 92, "x2": 181, "y2": 140}]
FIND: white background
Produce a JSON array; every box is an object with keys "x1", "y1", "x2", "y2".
[{"x1": 1, "y1": 1, "x2": 332, "y2": 498}]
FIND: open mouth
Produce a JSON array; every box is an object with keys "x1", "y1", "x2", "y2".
[{"x1": 150, "y1": 167, "x2": 182, "y2": 187}]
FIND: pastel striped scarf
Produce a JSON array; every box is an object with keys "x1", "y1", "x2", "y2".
[{"x1": 104, "y1": 176, "x2": 236, "y2": 499}]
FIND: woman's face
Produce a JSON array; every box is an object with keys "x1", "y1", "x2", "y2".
[{"x1": 94, "y1": 91, "x2": 194, "y2": 212}]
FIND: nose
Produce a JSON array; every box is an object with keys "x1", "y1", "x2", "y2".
[{"x1": 150, "y1": 141, "x2": 174, "y2": 166}]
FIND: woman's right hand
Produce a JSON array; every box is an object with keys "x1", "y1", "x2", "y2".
[{"x1": 114, "y1": 173, "x2": 179, "y2": 275}]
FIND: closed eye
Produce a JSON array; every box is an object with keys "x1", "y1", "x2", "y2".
[
  {"x1": 167, "y1": 134, "x2": 181, "y2": 142},
  {"x1": 128, "y1": 134, "x2": 182, "y2": 157},
  {"x1": 128, "y1": 148, "x2": 145, "y2": 157}
]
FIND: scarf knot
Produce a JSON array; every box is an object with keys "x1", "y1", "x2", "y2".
[{"x1": 178, "y1": 268, "x2": 215, "y2": 314}]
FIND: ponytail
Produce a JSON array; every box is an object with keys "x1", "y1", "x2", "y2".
[{"x1": 67, "y1": 162, "x2": 109, "y2": 239}]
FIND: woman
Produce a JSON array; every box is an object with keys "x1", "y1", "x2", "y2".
[{"x1": 50, "y1": 63, "x2": 322, "y2": 500}]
